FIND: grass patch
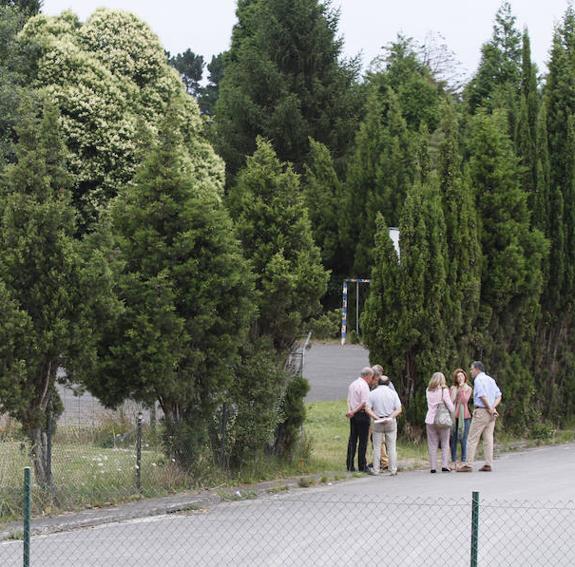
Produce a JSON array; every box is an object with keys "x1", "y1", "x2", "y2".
[{"x1": 304, "y1": 399, "x2": 429, "y2": 471}]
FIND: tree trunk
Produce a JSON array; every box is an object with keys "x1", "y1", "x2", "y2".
[{"x1": 25, "y1": 360, "x2": 56, "y2": 493}]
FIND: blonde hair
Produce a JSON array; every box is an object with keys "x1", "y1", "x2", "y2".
[{"x1": 427, "y1": 372, "x2": 447, "y2": 391}]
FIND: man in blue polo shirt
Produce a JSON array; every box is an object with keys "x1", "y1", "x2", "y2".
[{"x1": 458, "y1": 361, "x2": 502, "y2": 473}]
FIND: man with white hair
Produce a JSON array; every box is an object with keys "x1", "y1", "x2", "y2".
[
  {"x1": 346, "y1": 367, "x2": 375, "y2": 472},
  {"x1": 366, "y1": 373, "x2": 402, "y2": 476}
]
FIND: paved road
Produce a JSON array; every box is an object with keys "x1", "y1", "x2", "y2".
[
  {"x1": 2, "y1": 444, "x2": 574, "y2": 566},
  {"x1": 304, "y1": 343, "x2": 369, "y2": 402}
]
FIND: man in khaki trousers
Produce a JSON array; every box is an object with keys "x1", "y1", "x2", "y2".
[{"x1": 458, "y1": 361, "x2": 502, "y2": 473}]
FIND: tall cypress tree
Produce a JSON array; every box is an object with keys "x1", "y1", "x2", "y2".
[
  {"x1": 228, "y1": 137, "x2": 328, "y2": 351},
  {"x1": 438, "y1": 102, "x2": 481, "y2": 357},
  {"x1": 342, "y1": 84, "x2": 416, "y2": 276},
  {"x1": 363, "y1": 173, "x2": 450, "y2": 424},
  {"x1": 302, "y1": 138, "x2": 344, "y2": 274},
  {"x1": 215, "y1": 0, "x2": 360, "y2": 179},
  {"x1": 467, "y1": 110, "x2": 547, "y2": 428},
  {"x1": 88, "y1": 106, "x2": 256, "y2": 468}
]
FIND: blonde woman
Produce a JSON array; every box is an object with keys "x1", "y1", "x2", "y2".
[
  {"x1": 449, "y1": 368, "x2": 473, "y2": 467},
  {"x1": 425, "y1": 372, "x2": 455, "y2": 473}
]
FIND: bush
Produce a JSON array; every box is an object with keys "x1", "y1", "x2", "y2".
[
  {"x1": 529, "y1": 421, "x2": 555, "y2": 440},
  {"x1": 309, "y1": 309, "x2": 341, "y2": 340},
  {"x1": 274, "y1": 375, "x2": 310, "y2": 459}
]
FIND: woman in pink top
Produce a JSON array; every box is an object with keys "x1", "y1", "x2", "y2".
[
  {"x1": 449, "y1": 368, "x2": 472, "y2": 466},
  {"x1": 425, "y1": 372, "x2": 455, "y2": 473}
]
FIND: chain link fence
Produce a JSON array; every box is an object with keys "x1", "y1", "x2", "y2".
[{"x1": 1, "y1": 491, "x2": 574, "y2": 566}]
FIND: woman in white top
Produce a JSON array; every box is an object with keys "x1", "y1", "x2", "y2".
[{"x1": 425, "y1": 372, "x2": 455, "y2": 473}]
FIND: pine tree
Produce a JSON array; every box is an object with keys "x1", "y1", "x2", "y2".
[
  {"x1": 214, "y1": 0, "x2": 360, "y2": 178},
  {"x1": 88, "y1": 107, "x2": 256, "y2": 468},
  {"x1": 229, "y1": 137, "x2": 328, "y2": 351}
]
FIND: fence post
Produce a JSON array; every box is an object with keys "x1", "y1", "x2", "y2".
[
  {"x1": 135, "y1": 412, "x2": 143, "y2": 492},
  {"x1": 23, "y1": 466, "x2": 31, "y2": 567},
  {"x1": 470, "y1": 490, "x2": 480, "y2": 567}
]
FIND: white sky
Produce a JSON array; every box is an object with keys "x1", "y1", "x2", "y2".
[{"x1": 42, "y1": 0, "x2": 571, "y2": 77}]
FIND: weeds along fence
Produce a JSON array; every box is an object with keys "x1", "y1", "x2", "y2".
[
  {"x1": 0, "y1": 401, "x2": 171, "y2": 523},
  {"x1": 1, "y1": 491, "x2": 574, "y2": 566}
]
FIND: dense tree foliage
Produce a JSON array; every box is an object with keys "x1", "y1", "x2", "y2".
[
  {"x1": 0, "y1": 102, "x2": 113, "y2": 484},
  {"x1": 3, "y1": 0, "x2": 575, "y2": 465},
  {"x1": 86, "y1": 108, "x2": 255, "y2": 468},
  {"x1": 19, "y1": 9, "x2": 222, "y2": 230},
  {"x1": 214, "y1": 0, "x2": 360, "y2": 179},
  {"x1": 229, "y1": 138, "x2": 328, "y2": 352}
]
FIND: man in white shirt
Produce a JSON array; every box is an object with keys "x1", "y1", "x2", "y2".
[
  {"x1": 365, "y1": 379, "x2": 402, "y2": 476},
  {"x1": 458, "y1": 361, "x2": 502, "y2": 473},
  {"x1": 346, "y1": 367, "x2": 375, "y2": 472}
]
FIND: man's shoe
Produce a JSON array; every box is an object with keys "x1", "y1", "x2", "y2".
[
  {"x1": 479, "y1": 464, "x2": 492, "y2": 472},
  {"x1": 367, "y1": 469, "x2": 380, "y2": 476},
  {"x1": 457, "y1": 464, "x2": 473, "y2": 472},
  {"x1": 441, "y1": 467, "x2": 451, "y2": 472}
]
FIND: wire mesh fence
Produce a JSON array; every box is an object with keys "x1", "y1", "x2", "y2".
[
  {"x1": 0, "y1": 396, "x2": 176, "y2": 523},
  {"x1": 1, "y1": 491, "x2": 574, "y2": 566}
]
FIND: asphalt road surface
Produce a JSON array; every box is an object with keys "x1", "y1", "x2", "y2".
[
  {"x1": 304, "y1": 342, "x2": 370, "y2": 402},
  {"x1": 2, "y1": 443, "x2": 574, "y2": 566}
]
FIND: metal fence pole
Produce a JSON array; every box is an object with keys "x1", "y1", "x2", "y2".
[
  {"x1": 46, "y1": 398, "x2": 53, "y2": 489},
  {"x1": 23, "y1": 466, "x2": 31, "y2": 567},
  {"x1": 470, "y1": 491, "x2": 480, "y2": 567},
  {"x1": 135, "y1": 412, "x2": 143, "y2": 492}
]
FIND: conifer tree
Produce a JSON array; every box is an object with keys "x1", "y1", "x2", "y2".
[
  {"x1": 363, "y1": 174, "x2": 450, "y2": 423},
  {"x1": 215, "y1": 0, "x2": 360, "y2": 178},
  {"x1": 515, "y1": 30, "x2": 539, "y2": 203},
  {"x1": 438, "y1": 102, "x2": 481, "y2": 356},
  {"x1": 465, "y1": 1, "x2": 522, "y2": 127},
  {"x1": 467, "y1": 110, "x2": 547, "y2": 427},
  {"x1": 229, "y1": 137, "x2": 328, "y2": 351},
  {"x1": 342, "y1": 84, "x2": 416, "y2": 276},
  {"x1": 89, "y1": 107, "x2": 256, "y2": 468},
  {"x1": 302, "y1": 138, "x2": 344, "y2": 274},
  {"x1": 0, "y1": 101, "x2": 110, "y2": 486}
]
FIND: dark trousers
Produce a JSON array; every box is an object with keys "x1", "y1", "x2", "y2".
[{"x1": 346, "y1": 412, "x2": 370, "y2": 471}]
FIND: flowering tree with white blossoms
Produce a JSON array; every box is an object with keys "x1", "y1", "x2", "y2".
[{"x1": 19, "y1": 8, "x2": 224, "y2": 230}]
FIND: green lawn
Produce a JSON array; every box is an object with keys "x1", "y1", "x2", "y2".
[{"x1": 304, "y1": 399, "x2": 429, "y2": 470}]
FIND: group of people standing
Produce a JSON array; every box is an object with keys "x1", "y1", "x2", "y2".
[{"x1": 346, "y1": 361, "x2": 502, "y2": 476}]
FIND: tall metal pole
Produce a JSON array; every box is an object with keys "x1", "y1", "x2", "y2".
[
  {"x1": 341, "y1": 280, "x2": 348, "y2": 345},
  {"x1": 355, "y1": 279, "x2": 360, "y2": 337}
]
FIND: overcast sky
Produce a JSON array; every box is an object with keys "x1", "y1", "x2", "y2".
[{"x1": 42, "y1": 0, "x2": 571, "y2": 78}]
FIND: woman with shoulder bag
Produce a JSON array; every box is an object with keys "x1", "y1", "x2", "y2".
[
  {"x1": 425, "y1": 372, "x2": 455, "y2": 473},
  {"x1": 449, "y1": 368, "x2": 472, "y2": 468}
]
